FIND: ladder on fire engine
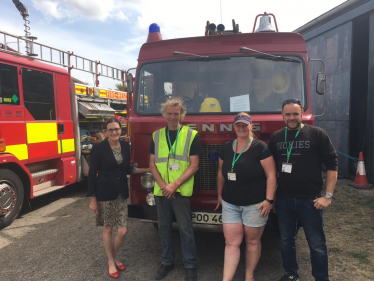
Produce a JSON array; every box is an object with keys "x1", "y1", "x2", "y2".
[{"x1": 0, "y1": 29, "x2": 127, "y2": 84}]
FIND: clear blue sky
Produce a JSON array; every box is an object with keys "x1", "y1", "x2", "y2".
[{"x1": 0, "y1": 0, "x2": 347, "y2": 88}]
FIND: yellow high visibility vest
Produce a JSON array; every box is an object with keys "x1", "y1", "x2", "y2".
[{"x1": 153, "y1": 126, "x2": 197, "y2": 197}]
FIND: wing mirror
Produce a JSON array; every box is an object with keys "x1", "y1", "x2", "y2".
[
  {"x1": 316, "y1": 72, "x2": 326, "y2": 95},
  {"x1": 127, "y1": 73, "x2": 134, "y2": 94}
]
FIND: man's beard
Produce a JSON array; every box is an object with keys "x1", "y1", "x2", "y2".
[{"x1": 286, "y1": 120, "x2": 301, "y2": 130}]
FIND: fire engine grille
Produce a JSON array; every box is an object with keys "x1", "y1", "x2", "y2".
[{"x1": 194, "y1": 144, "x2": 222, "y2": 191}]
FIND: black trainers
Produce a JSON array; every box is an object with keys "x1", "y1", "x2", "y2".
[
  {"x1": 185, "y1": 268, "x2": 198, "y2": 281},
  {"x1": 279, "y1": 272, "x2": 299, "y2": 281},
  {"x1": 154, "y1": 264, "x2": 175, "y2": 280}
]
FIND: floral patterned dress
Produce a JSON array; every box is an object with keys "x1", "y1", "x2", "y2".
[{"x1": 96, "y1": 146, "x2": 128, "y2": 227}]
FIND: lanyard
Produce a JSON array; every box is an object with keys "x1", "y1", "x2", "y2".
[
  {"x1": 231, "y1": 137, "x2": 252, "y2": 171},
  {"x1": 167, "y1": 125, "x2": 181, "y2": 159},
  {"x1": 285, "y1": 125, "x2": 303, "y2": 163}
]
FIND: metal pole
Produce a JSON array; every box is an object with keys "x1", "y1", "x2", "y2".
[
  {"x1": 220, "y1": 0, "x2": 222, "y2": 24},
  {"x1": 122, "y1": 70, "x2": 125, "y2": 92},
  {"x1": 68, "y1": 51, "x2": 72, "y2": 83},
  {"x1": 123, "y1": 70, "x2": 130, "y2": 122},
  {"x1": 24, "y1": 16, "x2": 30, "y2": 54},
  {"x1": 95, "y1": 61, "x2": 99, "y2": 87}
]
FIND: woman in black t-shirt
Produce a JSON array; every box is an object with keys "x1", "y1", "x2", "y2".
[{"x1": 214, "y1": 112, "x2": 276, "y2": 281}]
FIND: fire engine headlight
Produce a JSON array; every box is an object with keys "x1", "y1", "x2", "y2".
[
  {"x1": 146, "y1": 192, "x2": 156, "y2": 206},
  {"x1": 141, "y1": 172, "x2": 155, "y2": 190}
]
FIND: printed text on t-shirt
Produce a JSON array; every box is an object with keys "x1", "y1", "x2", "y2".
[{"x1": 275, "y1": 140, "x2": 311, "y2": 150}]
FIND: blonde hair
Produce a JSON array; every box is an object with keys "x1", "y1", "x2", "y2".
[
  {"x1": 236, "y1": 112, "x2": 255, "y2": 138},
  {"x1": 160, "y1": 97, "x2": 187, "y2": 122}
]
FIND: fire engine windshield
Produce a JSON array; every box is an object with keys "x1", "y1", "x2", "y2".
[{"x1": 136, "y1": 56, "x2": 305, "y2": 115}]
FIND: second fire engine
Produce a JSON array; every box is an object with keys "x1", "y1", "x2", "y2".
[{"x1": 0, "y1": 29, "x2": 134, "y2": 229}]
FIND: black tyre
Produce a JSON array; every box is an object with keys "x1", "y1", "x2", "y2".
[{"x1": 0, "y1": 169, "x2": 24, "y2": 230}]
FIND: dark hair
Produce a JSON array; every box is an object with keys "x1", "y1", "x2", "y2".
[
  {"x1": 104, "y1": 117, "x2": 121, "y2": 129},
  {"x1": 282, "y1": 99, "x2": 302, "y2": 109}
]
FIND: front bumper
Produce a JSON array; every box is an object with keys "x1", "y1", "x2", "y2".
[
  {"x1": 128, "y1": 204, "x2": 279, "y2": 232},
  {"x1": 128, "y1": 204, "x2": 158, "y2": 221},
  {"x1": 128, "y1": 204, "x2": 223, "y2": 232}
]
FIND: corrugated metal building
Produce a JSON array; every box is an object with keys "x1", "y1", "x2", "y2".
[{"x1": 295, "y1": 0, "x2": 374, "y2": 183}]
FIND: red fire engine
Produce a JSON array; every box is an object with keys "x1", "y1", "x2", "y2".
[
  {"x1": 127, "y1": 13, "x2": 326, "y2": 228},
  {"x1": 0, "y1": 30, "x2": 133, "y2": 229}
]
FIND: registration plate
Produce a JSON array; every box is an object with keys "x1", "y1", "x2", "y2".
[{"x1": 191, "y1": 212, "x2": 222, "y2": 225}]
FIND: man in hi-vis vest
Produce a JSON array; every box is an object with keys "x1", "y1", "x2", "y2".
[{"x1": 149, "y1": 98, "x2": 203, "y2": 281}]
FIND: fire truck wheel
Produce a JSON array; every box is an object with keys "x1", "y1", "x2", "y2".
[{"x1": 0, "y1": 169, "x2": 24, "y2": 230}]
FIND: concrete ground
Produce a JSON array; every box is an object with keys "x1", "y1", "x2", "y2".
[{"x1": 0, "y1": 179, "x2": 373, "y2": 281}]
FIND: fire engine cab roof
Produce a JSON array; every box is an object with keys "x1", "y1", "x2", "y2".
[
  {"x1": 0, "y1": 51, "x2": 69, "y2": 75},
  {"x1": 138, "y1": 32, "x2": 307, "y2": 62}
]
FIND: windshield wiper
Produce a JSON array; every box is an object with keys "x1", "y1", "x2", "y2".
[
  {"x1": 240, "y1": 46, "x2": 301, "y2": 63},
  {"x1": 255, "y1": 54, "x2": 301, "y2": 63},
  {"x1": 187, "y1": 56, "x2": 231, "y2": 62},
  {"x1": 173, "y1": 51, "x2": 208, "y2": 58},
  {"x1": 173, "y1": 51, "x2": 230, "y2": 61}
]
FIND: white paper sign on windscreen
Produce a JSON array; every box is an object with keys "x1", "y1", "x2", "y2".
[{"x1": 230, "y1": 94, "x2": 250, "y2": 112}]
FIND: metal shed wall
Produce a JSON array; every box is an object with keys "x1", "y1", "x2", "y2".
[
  {"x1": 306, "y1": 22, "x2": 352, "y2": 177},
  {"x1": 366, "y1": 11, "x2": 374, "y2": 183},
  {"x1": 296, "y1": 0, "x2": 374, "y2": 182}
]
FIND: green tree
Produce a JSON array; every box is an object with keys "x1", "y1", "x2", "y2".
[{"x1": 115, "y1": 82, "x2": 127, "y2": 92}]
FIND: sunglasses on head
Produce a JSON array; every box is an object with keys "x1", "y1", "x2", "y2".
[{"x1": 282, "y1": 99, "x2": 302, "y2": 108}]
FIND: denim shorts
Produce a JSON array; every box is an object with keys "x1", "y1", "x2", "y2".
[{"x1": 222, "y1": 199, "x2": 268, "y2": 227}]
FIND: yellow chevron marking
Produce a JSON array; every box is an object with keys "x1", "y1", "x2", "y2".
[{"x1": 75, "y1": 85, "x2": 87, "y2": 95}]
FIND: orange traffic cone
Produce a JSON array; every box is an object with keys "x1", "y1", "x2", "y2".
[{"x1": 349, "y1": 152, "x2": 373, "y2": 189}]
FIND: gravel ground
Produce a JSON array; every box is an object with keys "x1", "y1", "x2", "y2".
[{"x1": 0, "y1": 179, "x2": 372, "y2": 281}]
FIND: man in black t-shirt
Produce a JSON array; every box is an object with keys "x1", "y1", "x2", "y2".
[
  {"x1": 149, "y1": 97, "x2": 202, "y2": 281},
  {"x1": 269, "y1": 99, "x2": 338, "y2": 281}
]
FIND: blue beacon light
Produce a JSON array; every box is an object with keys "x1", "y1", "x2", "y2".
[
  {"x1": 149, "y1": 23, "x2": 160, "y2": 34},
  {"x1": 146, "y1": 23, "x2": 162, "y2": 43},
  {"x1": 208, "y1": 150, "x2": 220, "y2": 162}
]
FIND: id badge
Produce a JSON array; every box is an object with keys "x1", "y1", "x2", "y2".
[
  {"x1": 227, "y1": 172, "x2": 236, "y2": 181},
  {"x1": 169, "y1": 163, "x2": 180, "y2": 171},
  {"x1": 282, "y1": 162, "x2": 292, "y2": 173}
]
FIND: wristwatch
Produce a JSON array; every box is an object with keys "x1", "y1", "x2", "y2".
[
  {"x1": 324, "y1": 192, "x2": 333, "y2": 199},
  {"x1": 265, "y1": 198, "x2": 274, "y2": 204}
]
